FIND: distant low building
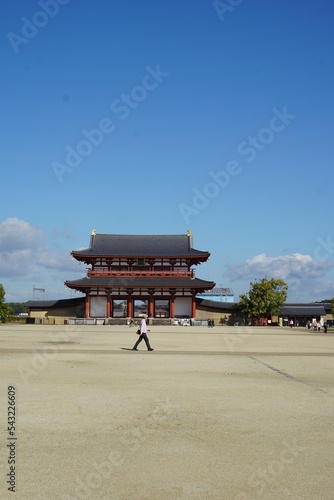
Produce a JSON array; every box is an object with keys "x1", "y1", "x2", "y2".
[
  {"x1": 197, "y1": 287, "x2": 234, "y2": 303},
  {"x1": 25, "y1": 297, "x2": 85, "y2": 323},
  {"x1": 25, "y1": 298, "x2": 332, "y2": 327},
  {"x1": 279, "y1": 303, "x2": 332, "y2": 326}
]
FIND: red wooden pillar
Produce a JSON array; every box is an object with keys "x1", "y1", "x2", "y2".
[
  {"x1": 170, "y1": 294, "x2": 175, "y2": 318},
  {"x1": 126, "y1": 288, "x2": 133, "y2": 318},
  {"x1": 191, "y1": 293, "x2": 196, "y2": 318},
  {"x1": 85, "y1": 294, "x2": 89, "y2": 318},
  {"x1": 148, "y1": 290, "x2": 154, "y2": 317},
  {"x1": 127, "y1": 296, "x2": 133, "y2": 318},
  {"x1": 107, "y1": 293, "x2": 111, "y2": 317}
]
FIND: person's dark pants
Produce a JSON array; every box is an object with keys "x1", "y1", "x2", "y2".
[{"x1": 133, "y1": 332, "x2": 152, "y2": 350}]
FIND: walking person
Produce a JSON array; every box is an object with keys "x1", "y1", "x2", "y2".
[{"x1": 132, "y1": 314, "x2": 154, "y2": 351}]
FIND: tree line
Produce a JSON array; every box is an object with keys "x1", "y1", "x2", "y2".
[{"x1": 0, "y1": 285, "x2": 27, "y2": 321}]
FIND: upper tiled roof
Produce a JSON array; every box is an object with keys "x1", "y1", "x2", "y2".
[{"x1": 72, "y1": 233, "x2": 210, "y2": 259}]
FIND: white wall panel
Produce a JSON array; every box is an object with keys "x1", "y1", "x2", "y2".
[
  {"x1": 174, "y1": 297, "x2": 191, "y2": 317},
  {"x1": 90, "y1": 296, "x2": 107, "y2": 317}
]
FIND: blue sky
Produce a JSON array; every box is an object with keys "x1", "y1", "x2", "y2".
[{"x1": 1, "y1": 0, "x2": 333, "y2": 303}]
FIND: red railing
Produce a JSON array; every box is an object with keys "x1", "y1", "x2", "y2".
[{"x1": 87, "y1": 269, "x2": 195, "y2": 278}]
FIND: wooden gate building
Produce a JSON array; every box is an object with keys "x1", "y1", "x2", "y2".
[{"x1": 65, "y1": 231, "x2": 215, "y2": 319}]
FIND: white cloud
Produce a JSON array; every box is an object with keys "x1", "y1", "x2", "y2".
[
  {"x1": 0, "y1": 217, "x2": 44, "y2": 251},
  {"x1": 226, "y1": 252, "x2": 334, "y2": 302},
  {"x1": 311, "y1": 281, "x2": 334, "y2": 299},
  {"x1": 226, "y1": 252, "x2": 332, "y2": 281},
  {"x1": 0, "y1": 249, "x2": 39, "y2": 278},
  {"x1": 281, "y1": 278, "x2": 334, "y2": 302},
  {"x1": 0, "y1": 217, "x2": 77, "y2": 279},
  {"x1": 37, "y1": 248, "x2": 77, "y2": 271}
]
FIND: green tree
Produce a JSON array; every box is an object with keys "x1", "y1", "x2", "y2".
[
  {"x1": 7, "y1": 302, "x2": 27, "y2": 315},
  {"x1": 0, "y1": 284, "x2": 11, "y2": 322},
  {"x1": 239, "y1": 277, "x2": 288, "y2": 321}
]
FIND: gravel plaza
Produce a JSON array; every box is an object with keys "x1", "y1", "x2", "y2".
[{"x1": 0, "y1": 324, "x2": 333, "y2": 500}]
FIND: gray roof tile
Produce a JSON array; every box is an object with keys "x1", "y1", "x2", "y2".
[
  {"x1": 280, "y1": 305, "x2": 326, "y2": 316},
  {"x1": 72, "y1": 233, "x2": 210, "y2": 258}
]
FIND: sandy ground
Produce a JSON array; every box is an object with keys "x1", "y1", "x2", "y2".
[{"x1": 0, "y1": 323, "x2": 333, "y2": 500}]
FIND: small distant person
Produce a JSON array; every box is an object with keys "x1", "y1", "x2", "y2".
[
  {"x1": 132, "y1": 315, "x2": 154, "y2": 351},
  {"x1": 290, "y1": 319, "x2": 294, "y2": 328},
  {"x1": 307, "y1": 321, "x2": 311, "y2": 330},
  {"x1": 324, "y1": 323, "x2": 328, "y2": 334}
]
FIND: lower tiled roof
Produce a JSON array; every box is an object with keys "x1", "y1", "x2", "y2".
[{"x1": 65, "y1": 276, "x2": 215, "y2": 290}]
